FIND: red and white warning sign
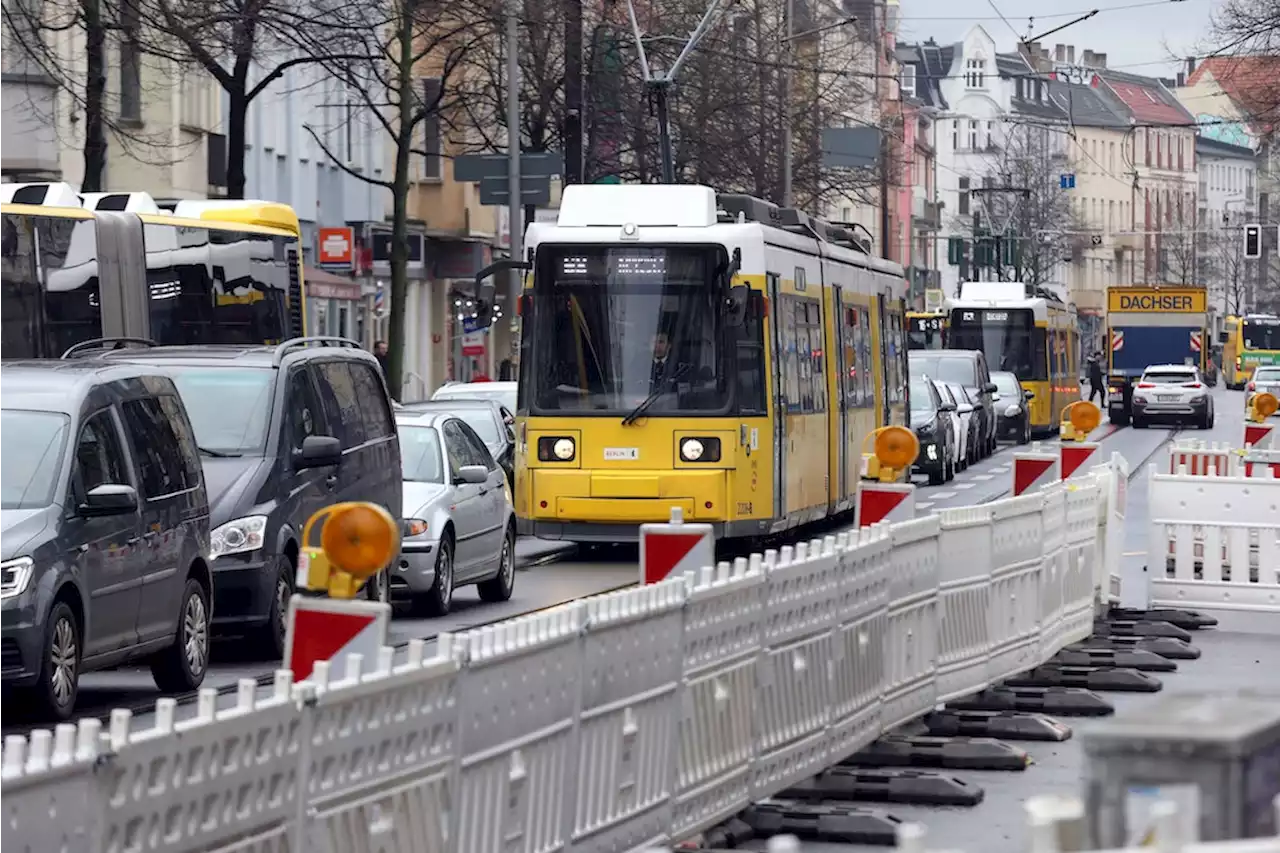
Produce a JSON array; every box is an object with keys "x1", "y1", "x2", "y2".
[
  {"x1": 284, "y1": 595, "x2": 391, "y2": 682},
  {"x1": 1111, "y1": 330, "x2": 1125, "y2": 352},
  {"x1": 1060, "y1": 442, "x2": 1100, "y2": 480},
  {"x1": 1012, "y1": 449, "x2": 1059, "y2": 496},
  {"x1": 1190, "y1": 330, "x2": 1202, "y2": 353},
  {"x1": 1167, "y1": 443, "x2": 1232, "y2": 476},
  {"x1": 1245, "y1": 421, "x2": 1275, "y2": 450},
  {"x1": 855, "y1": 482, "x2": 916, "y2": 527},
  {"x1": 639, "y1": 507, "x2": 715, "y2": 585}
]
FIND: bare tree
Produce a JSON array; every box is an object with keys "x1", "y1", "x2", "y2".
[
  {"x1": 1203, "y1": 221, "x2": 1252, "y2": 314},
  {"x1": 298, "y1": 0, "x2": 492, "y2": 398},
  {"x1": 1209, "y1": 0, "x2": 1280, "y2": 137},
  {"x1": 2, "y1": 0, "x2": 192, "y2": 189},
  {"x1": 1158, "y1": 204, "x2": 1200, "y2": 285},
  {"x1": 949, "y1": 120, "x2": 1079, "y2": 289}
]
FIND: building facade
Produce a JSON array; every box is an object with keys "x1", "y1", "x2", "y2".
[
  {"x1": 895, "y1": 42, "x2": 943, "y2": 306},
  {"x1": 1195, "y1": 136, "x2": 1258, "y2": 315}
]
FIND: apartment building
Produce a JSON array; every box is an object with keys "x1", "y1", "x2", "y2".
[{"x1": 895, "y1": 42, "x2": 944, "y2": 307}]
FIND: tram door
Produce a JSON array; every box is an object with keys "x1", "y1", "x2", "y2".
[{"x1": 768, "y1": 272, "x2": 786, "y2": 521}]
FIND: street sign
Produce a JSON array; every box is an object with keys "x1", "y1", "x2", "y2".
[
  {"x1": 461, "y1": 316, "x2": 486, "y2": 357},
  {"x1": 1091, "y1": 234, "x2": 1103, "y2": 247},
  {"x1": 478, "y1": 174, "x2": 552, "y2": 207},
  {"x1": 821, "y1": 127, "x2": 882, "y2": 169},
  {"x1": 1060, "y1": 174, "x2": 1076, "y2": 190},
  {"x1": 284, "y1": 595, "x2": 390, "y2": 683},
  {"x1": 318, "y1": 226, "x2": 355, "y2": 269},
  {"x1": 453, "y1": 151, "x2": 563, "y2": 182}
]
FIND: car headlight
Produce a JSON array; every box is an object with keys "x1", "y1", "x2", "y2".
[
  {"x1": 679, "y1": 437, "x2": 721, "y2": 462},
  {"x1": 210, "y1": 515, "x2": 268, "y2": 560},
  {"x1": 1004, "y1": 404, "x2": 1021, "y2": 418},
  {"x1": 403, "y1": 518, "x2": 428, "y2": 538},
  {"x1": 1, "y1": 557, "x2": 34, "y2": 600},
  {"x1": 537, "y1": 436, "x2": 576, "y2": 461}
]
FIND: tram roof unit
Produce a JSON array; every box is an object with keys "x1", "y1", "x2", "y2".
[
  {"x1": 0, "y1": 181, "x2": 84, "y2": 208},
  {"x1": 526, "y1": 184, "x2": 905, "y2": 280}
]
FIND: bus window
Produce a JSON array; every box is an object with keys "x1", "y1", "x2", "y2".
[
  {"x1": 144, "y1": 223, "x2": 293, "y2": 345},
  {"x1": 950, "y1": 308, "x2": 1046, "y2": 380},
  {"x1": 1, "y1": 212, "x2": 102, "y2": 358},
  {"x1": 1243, "y1": 319, "x2": 1280, "y2": 350}
]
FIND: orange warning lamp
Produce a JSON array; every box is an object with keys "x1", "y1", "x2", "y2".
[
  {"x1": 1248, "y1": 391, "x2": 1279, "y2": 423},
  {"x1": 861, "y1": 425, "x2": 919, "y2": 483},
  {"x1": 299, "y1": 502, "x2": 399, "y2": 599},
  {"x1": 1060, "y1": 401, "x2": 1100, "y2": 443}
]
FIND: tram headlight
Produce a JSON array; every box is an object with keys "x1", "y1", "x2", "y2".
[
  {"x1": 679, "y1": 437, "x2": 721, "y2": 462},
  {"x1": 538, "y1": 436, "x2": 576, "y2": 461}
]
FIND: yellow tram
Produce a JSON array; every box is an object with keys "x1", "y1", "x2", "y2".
[
  {"x1": 512, "y1": 185, "x2": 909, "y2": 543},
  {"x1": 947, "y1": 282, "x2": 1078, "y2": 434}
]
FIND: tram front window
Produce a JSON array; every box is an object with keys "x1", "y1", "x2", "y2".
[
  {"x1": 530, "y1": 246, "x2": 730, "y2": 415},
  {"x1": 949, "y1": 308, "x2": 1044, "y2": 380},
  {"x1": 1242, "y1": 320, "x2": 1280, "y2": 351}
]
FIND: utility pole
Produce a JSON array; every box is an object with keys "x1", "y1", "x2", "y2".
[
  {"x1": 879, "y1": 120, "x2": 890, "y2": 260},
  {"x1": 506, "y1": 0, "x2": 523, "y2": 310},
  {"x1": 781, "y1": 0, "x2": 794, "y2": 207},
  {"x1": 563, "y1": 0, "x2": 584, "y2": 183}
]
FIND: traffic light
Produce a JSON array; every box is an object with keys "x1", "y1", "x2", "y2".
[
  {"x1": 947, "y1": 236, "x2": 967, "y2": 265},
  {"x1": 1245, "y1": 223, "x2": 1263, "y2": 259},
  {"x1": 1001, "y1": 236, "x2": 1021, "y2": 267}
]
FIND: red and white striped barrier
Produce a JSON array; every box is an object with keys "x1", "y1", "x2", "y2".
[
  {"x1": 283, "y1": 595, "x2": 391, "y2": 683},
  {"x1": 1012, "y1": 441, "x2": 1060, "y2": 496},
  {"x1": 855, "y1": 481, "x2": 916, "y2": 526},
  {"x1": 639, "y1": 508, "x2": 716, "y2": 584},
  {"x1": 1060, "y1": 442, "x2": 1100, "y2": 480},
  {"x1": 1167, "y1": 440, "x2": 1233, "y2": 476},
  {"x1": 1242, "y1": 447, "x2": 1280, "y2": 479},
  {"x1": 1244, "y1": 420, "x2": 1275, "y2": 450}
]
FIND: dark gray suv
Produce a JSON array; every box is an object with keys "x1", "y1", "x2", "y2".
[
  {"x1": 1, "y1": 362, "x2": 213, "y2": 720},
  {"x1": 80, "y1": 338, "x2": 403, "y2": 658}
]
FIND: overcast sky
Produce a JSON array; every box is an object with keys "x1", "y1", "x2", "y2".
[{"x1": 895, "y1": 0, "x2": 1219, "y2": 78}]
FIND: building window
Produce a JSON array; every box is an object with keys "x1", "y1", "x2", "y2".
[
  {"x1": 965, "y1": 57, "x2": 987, "y2": 88},
  {"x1": 421, "y1": 78, "x2": 442, "y2": 179},
  {"x1": 968, "y1": 120, "x2": 978, "y2": 150},
  {"x1": 901, "y1": 64, "x2": 916, "y2": 97},
  {"x1": 951, "y1": 120, "x2": 959, "y2": 150},
  {"x1": 119, "y1": 0, "x2": 142, "y2": 121},
  {"x1": 958, "y1": 177, "x2": 970, "y2": 215}
]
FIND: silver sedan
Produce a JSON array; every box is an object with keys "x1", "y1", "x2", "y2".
[{"x1": 393, "y1": 410, "x2": 516, "y2": 616}]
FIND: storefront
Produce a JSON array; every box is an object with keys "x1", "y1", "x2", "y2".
[{"x1": 304, "y1": 267, "x2": 365, "y2": 342}]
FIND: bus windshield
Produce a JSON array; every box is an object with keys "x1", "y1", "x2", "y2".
[
  {"x1": 949, "y1": 308, "x2": 1046, "y2": 380},
  {"x1": 1, "y1": 211, "x2": 103, "y2": 358},
  {"x1": 1242, "y1": 319, "x2": 1280, "y2": 351},
  {"x1": 908, "y1": 315, "x2": 945, "y2": 350},
  {"x1": 528, "y1": 246, "x2": 730, "y2": 415}
]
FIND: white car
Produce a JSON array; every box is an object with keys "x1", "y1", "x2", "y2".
[
  {"x1": 1245, "y1": 366, "x2": 1280, "y2": 413},
  {"x1": 946, "y1": 382, "x2": 981, "y2": 466},
  {"x1": 935, "y1": 383, "x2": 969, "y2": 470},
  {"x1": 1132, "y1": 364, "x2": 1214, "y2": 430},
  {"x1": 431, "y1": 380, "x2": 518, "y2": 414}
]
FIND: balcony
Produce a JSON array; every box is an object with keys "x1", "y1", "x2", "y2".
[
  {"x1": 1113, "y1": 232, "x2": 1143, "y2": 251},
  {"x1": 912, "y1": 196, "x2": 942, "y2": 230}
]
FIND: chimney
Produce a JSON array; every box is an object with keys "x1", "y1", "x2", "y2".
[
  {"x1": 1055, "y1": 44, "x2": 1066, "y2": 62},
  {"x1": 1177, "y1": 71, "x2": 1186, "y2": 87},
  {"x1": 1067, "y1": 45, "x2": 1075, "y2": 64},
  {"x1": 1095, "y1": 52, "x2": 1107, "y2": 68},
  {"x1": 1186, "y1": 56, "x2": 1196, "y2": 76}
]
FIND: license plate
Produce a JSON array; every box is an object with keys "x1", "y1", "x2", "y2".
[
  {"x1": 604, "y1": 447, "x2": 639, "y2": 460},
  {"x1": 1158, "y1": 394, "x2": 1179, "y2": 402}
]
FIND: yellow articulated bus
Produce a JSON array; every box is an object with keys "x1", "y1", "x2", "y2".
[
  {"x1": 1, "y1": 182, "x2": 306, "y2": 358},
  {"x1": 512, "y1": 185, "x2": 909, "y2": 543},
  {"x1": 947, "y1": 281, "x2": 1078, "y2": 435},
  {"x1": 1220, "y1": 313, "x2": 1280, "y2": 389}
]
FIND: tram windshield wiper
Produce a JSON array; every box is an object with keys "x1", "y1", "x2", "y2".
[{"x1": 621, "y1": 364, "x2": 691, "y2": 426}]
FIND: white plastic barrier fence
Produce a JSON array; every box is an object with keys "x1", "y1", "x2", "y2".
[
  {"x1": 2, "y1": 475, "x2": 1112, "y2": 853},
  {"x1": 1168, "y1": 440, "x2": 1235, "y2": 476}
]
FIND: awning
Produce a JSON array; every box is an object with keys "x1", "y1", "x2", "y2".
[{"x1": 304, "y1": 266, "x2": 363, "y2": 302}]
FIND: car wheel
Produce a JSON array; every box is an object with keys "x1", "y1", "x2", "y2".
[
  {"x1": 1017, "y1": 418, "x2": 1030, "y2": 445},
  {"x1": 364, "y1": 564, "x2": 391, "y2": 604},
  {"x1": 1133, "y1": 417, "x2": 1147, "y2": 429},
  {"x1": 31, "y1": 601, "x2": 81, "y2": 721},
  {"x1": 151, "y1": 577, "x2": 211, "y2": 693},
  {"x1": 417, "y1": 535, "x2": 455, "y2": 617},
  {"x1": 253, "y1": 554, "x2": 293, "y2": 660},
  {"x1": 478, "y1": 525, "x2": 516, "y2": 603}
]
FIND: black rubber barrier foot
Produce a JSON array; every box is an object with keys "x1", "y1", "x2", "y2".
[
  {"x1": 841, "y1": 735, "x2": 1030, "y2": 771},
  {"x1": 1107, "y1": 607, "x2": 1217, "y2": 630},
  {"x1": 742, "y1": 801, "x2": 905, "y2": 846},
  {"x1": 950, "y1": 685, "x2": 1115, "y2": 716},
  {"x1": 782, "y1": 766, "x2": 985, "y2": 806},
  {"x1": 1051, "y1": 646, "x2": 1177, "y2": 672},
  {"x1": 923, "y1": 708, "x2": 1072, "y2": 742},
  {"x1": 1095, "y1": 618, "x2": 1194, "y2": 641},
  {"x1": 1069, "y1": 635, "x2": 1201, "y2": 660},
  {"x1": 700, "y1": 816, "x2": 755, "y2": 849},
  {"x1": 1006, "y1": 664, "x2": 1163, "y2": 693}
]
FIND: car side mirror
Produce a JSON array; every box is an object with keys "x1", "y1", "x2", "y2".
[
  {"x1": 940, "y1": 402, "x2": 957, "y2": 412},
  {"x1": 295, "y1": 435, "x2": 342, "y2": 469},
  {"x1": 984, "y1": 382, "x2": 998, "y2": 394},
  {"x1": 724, "y1": 284, "x2": 750, "y2": 328},
  {"x1": 457, "y1": 464, "x2": 489, "y2": 485},
  {"x1": 1024, "y1": 390, "x2": 1035, "y2": 400},
  {"x1": 79, "y1": 483, "x2": 138, "y2": 517}
]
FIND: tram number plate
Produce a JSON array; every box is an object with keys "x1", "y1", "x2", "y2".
[{"x1": 604, "y1": 447, "x2": 640, "y2": 460}]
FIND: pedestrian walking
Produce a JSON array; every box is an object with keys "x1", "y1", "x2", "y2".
[{"x1": 1087, "y1": 351, "x2": 1106, "y2": 405}]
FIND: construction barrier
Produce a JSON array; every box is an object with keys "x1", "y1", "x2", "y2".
[
  {"x1": 2, "y1": 472, "x2": 1112, "y2": 853},
  {"x1": 1244, "y1": 420, "x2": 1275, "y2": 450},
  {"x1": 1167, "y1": 440, "x2": 1235, "y2": 476},
  {"x1": 1011, "y1": 441, "x2": 1060, "y2": 496}
]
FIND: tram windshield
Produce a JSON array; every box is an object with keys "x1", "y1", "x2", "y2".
[
  {"x1": 948, "y1": 307, "x2": 1045, "y2": 380},
  {"x1": 1242, "y1": 318, "x2": 1280, "y2": 351},
  {"x1": 907, "y1": 315, "x2": 945, "y2": 350},
  {"x1": 528, "y1": 245, "x2": 731, "y2": 415}
]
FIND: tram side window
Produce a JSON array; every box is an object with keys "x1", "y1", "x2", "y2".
[
  {"x1": 886, "y1": 311, "x2": 905, "y2": 404},
  {"x1": 1, "y1": 213, "x2": 102, "y2": 358},
  {"x1": 735, "y1": 290, "x2": 767, "y2": 415},
  {"x1": 805, "y1": 300, "x2": 826, "y2": 412},
  {"x1": 841, "y1": 306, "x2": 860, "y2": 409},
  {"x1": 852, "y1": 306, "x2": 873, "y2": 406},
  {"x1": 781, "y1": 295, "x2": 800, "y2": 411}
]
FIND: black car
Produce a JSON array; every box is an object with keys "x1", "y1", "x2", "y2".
[
  {"x1": 2, "y1": 361, "x2": 213, "y2": 719},
  {"x1": 73, "y1": 337, "x2": 403, "y2": 658},
  {"x1": 991, "y1": 371, "x2": 1034, "y2": 444},
  {"x1": 909, "y1": 377, "x2": 957, "y2": 485},
  {"x1": 909, "y1": 350, "x2": 998, "y2": 458},
  {"x1": 398, "y1": 399, "x2": 515, "y2": 488}
]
